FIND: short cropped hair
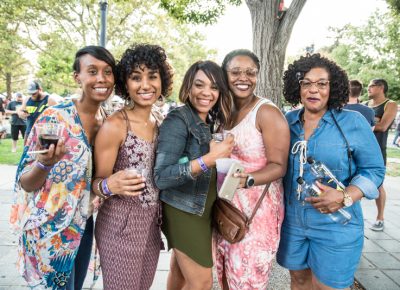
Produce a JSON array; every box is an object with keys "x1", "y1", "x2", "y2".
[
  {"x1": 221, "y1": 49, "x2": 260, "y2": 72},
  {"x1": 73, "y1": 45, "x2": 116, "y2": 76},
  {"x1": 349, "y1": 80, "x2": 363, "y2": 97},
  {"x1": 370, "y1": 78, "x2": 388, "y2": 95}
]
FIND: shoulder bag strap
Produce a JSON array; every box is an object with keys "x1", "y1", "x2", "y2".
[{"x1": 247, "y1": 183, "x2": 271, "y2": 225}]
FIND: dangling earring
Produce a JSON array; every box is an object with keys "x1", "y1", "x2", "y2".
[
  {"x1": 158, "y1": 94, "x2": 164, "y2": 102},
  {"x1": 125, "y1": 97, "x2": 135, "y2": 110}
]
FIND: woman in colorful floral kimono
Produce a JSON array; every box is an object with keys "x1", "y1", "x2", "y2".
[{"x1": 9, "y1": 46, "x2": 139, "y2": 290}]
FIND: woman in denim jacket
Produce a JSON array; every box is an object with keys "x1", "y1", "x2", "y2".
[
  {"x1": 154, "y1": 60, "x2": 234, "y2": 290},
  {"x1": 276, "y1": 54, "x2": 386, "y2": 289}
]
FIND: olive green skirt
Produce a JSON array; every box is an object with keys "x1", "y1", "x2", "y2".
[{"x1": 161, "y1": 170, "x2": 217, "y2": 268}]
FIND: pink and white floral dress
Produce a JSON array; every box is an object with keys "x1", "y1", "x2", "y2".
[{"x1": 213, "y1": 98, "x2": 284, "y2": 289}]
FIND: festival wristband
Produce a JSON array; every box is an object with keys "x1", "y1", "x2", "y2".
[
  {"x1": 197, "y1": 157, "x2": 208, "y2": 173},
  {"x1": 35, "y1": 161, "x2": 54, "y2": 172},
  {"x1": 101, "y1": 178, "x2": 113, "y2": 196}
]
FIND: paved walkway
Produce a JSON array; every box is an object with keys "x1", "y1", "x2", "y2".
[{"x1": 0, "y1": 165, "x2": 399, "y2": 290}]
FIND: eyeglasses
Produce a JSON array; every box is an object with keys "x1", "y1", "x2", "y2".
[
  {"x1": 299, "y1": 80, "x2": 330, "y2": 90},
  {"x1": 227, "y1": 68, "x2": 258, "y2": 78}
]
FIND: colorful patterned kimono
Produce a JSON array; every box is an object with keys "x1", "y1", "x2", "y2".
[{"x1": 9, "y1": 101, "x2": 94, "y2": 289}]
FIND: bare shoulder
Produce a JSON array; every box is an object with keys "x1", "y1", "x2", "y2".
[
  {"x1": 98, "y1": 110, "x2": 126, "y2": 141},
  {"x1": 48, "y1": 96, "x2": 58, "y2": 106},
  {"x1": 387, "y1": 100, "x2": 398, "y2": 108},
  {"x1": 257, "y1": 100, "x2": 286, "y2": 123}
]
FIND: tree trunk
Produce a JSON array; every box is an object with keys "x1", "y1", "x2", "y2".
[
  {"x1": 6, "y1": 72, "x2": 12, "y2": 100},
  {"x1": 246, "y1": 0, "x2": 306, "y2": 108}
]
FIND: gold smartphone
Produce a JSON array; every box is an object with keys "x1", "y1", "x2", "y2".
[{"x1": 218, "y1": 163, "x2": 244, "y2": 201}]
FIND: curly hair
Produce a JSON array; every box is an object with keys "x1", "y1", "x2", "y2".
[
  {"x1": 179, "y1": 60, "x2": 233, "y2": 132},
  {"x1": 115, "y1": 44, "x2": 174, "y2": 100},
  {"x1": 283, "y1": 53, "x2": 349, "y2": 110}
]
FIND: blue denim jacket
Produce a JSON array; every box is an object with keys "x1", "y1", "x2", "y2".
[
  {"x1": 154, "y1": 104, "x2": 212, "y2": 216},
  {"x1": 284, "y1": 108, "x2": 385, "y2": 218}
]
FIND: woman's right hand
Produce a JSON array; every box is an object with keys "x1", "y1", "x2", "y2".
[
  {"x1": 37, "y1": 138, "x2": 66, "y2": 166},
  {"x1": 106, "y1": 170, "x2": 146, "y2": 196},
  {"x1": 209, "y1": 133, "x2": 235, "y2": 160}
]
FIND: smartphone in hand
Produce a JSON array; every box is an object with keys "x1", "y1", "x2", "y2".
[{"x1": 218, "y1": 163, "x2": 244, "y2": 201}]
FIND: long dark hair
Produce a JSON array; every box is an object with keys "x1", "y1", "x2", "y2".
[{"x1": 179, "y1": 60, "x2": 233, "y2": 131}]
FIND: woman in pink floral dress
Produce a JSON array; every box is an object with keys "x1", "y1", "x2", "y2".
[{"x1": 214, "y1": 49, "x2": 290, "y2": 289}]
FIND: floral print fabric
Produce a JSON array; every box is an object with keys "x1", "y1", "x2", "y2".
[
  {"x1": 9, "y1": 101, "x2": 93, "y2": 289},
  {"x1": 213, "y1": 98, "x2": 284, "y2": 289}
]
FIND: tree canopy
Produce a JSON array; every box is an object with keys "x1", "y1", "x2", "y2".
[
  {"x1": 322, "y1": 10, "x2": 400, "y2": 102},
  {"x1": 0, "y1": 0, "x2": 215, "y2": 99},
  {"x1": 161, "y1": 0, "x2": 306, "y2": 108},
  {"x1": 0, "y1": 0, "x2": 31, "y2": 98}
]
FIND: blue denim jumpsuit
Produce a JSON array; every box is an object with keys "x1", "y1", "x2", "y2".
[{"x1": 277, "y1": 108, "x2": 385, "y2": 288}]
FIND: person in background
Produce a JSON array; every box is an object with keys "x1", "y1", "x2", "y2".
[
  {"x1": 344, "y1": 80, "x2": 375, "y2": 129},
  {"x1": 17, "y1": 80, "x2": 58, "y2": 141},
  {"x1": 5, "y1": 93, "x2": 27, "y2": 152},
  {"x1": 154, "y1": 60, "x2": 234, "y2": 290},
  {"x1": 393, "y1": 115, "x2": 400, "y2": 147},
  {"x1": 214, "y1": 49, "x2": 289, "y2": 290},
  {"x1": 10, "y1": 46, "x2": 116, "y2": 289},
  {"x1": 0, "y1": 94, "x2": 5, "y2": 121},
  {"x1": 93, "y1": 44, "x2": 174, "y2": 290},
  {"x1": 0, "y1": 95, "x2": 7, "y2": 142},
  {"x1": 365, "y1": 78, "x2": 397, "y2": 231},
  {"x1": 277, "y1": 53, "x2": 385, "y2": 289}
]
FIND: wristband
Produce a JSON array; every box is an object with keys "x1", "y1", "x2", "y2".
[
  {"x1": 35, "y1": 161, "x2": 54, "y2": 172},
  {"x1": 197, "y1": 157, "x2": 208, "y2": 173},
  {"x1": 101, "y1": 178, "x2": 113, "y2": 196}
]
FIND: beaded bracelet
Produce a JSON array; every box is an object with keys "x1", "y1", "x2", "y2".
[
  {"x1": 97, "y1": 178, "x2": 105, "y2": 197},
  {"x1": 35, "y1": 161, "x2": 54, "y2": 172},
  {"x1": 197, "y1": 157, "x2": 208, "y2": 173},
  {"x1": 92, "y1": 178, "x2": 106, "y2": 199},
  {"x1": 101, "y1": 178, "x2": 113, "y2": 196}
]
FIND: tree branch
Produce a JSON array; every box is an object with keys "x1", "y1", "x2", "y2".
[{"x1": 277, "y1": 0, "x2": 307, "y2": 48}]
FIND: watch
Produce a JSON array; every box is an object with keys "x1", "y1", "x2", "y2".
[
  {"x1": 245, "y1": 175, "x2": 255, "y2": 188},
  {"x1": 342, "y1": 189, "x2": 353, "y2": 207}
]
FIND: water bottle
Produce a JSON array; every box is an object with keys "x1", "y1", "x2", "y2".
[{"x1": 297, "y1": 177, "x2": 351, "y2": 225}]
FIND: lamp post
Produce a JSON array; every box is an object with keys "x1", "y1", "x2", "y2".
[{"x1": 99, "y1": 0, "x2": 108, "y2": 47}]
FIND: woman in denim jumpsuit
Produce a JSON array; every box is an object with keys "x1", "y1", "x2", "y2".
[
  {"x1": 154, "y1": 61, "x2": 234, "y2": 290},
  {"x1": 276, "y1": 54, "x2": 385, "y2": 289}
]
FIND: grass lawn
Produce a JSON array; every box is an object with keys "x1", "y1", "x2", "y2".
[
  {"x1": 387, "y1": 147, "x2": 400, "y2": 159},
  {"x1": 0, "y1": 138, "x2": 24, "y2": 165}
]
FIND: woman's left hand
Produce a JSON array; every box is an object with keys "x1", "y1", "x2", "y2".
[
  {"x1": 92, "y1": 196, "x2": 104, "y2": 210},
  {"x1": 233, "y1": 172, "x2": 250, "y2": 189},
  {"x1": 305, "y1": 181, "x2": 344, "y2": 214}
]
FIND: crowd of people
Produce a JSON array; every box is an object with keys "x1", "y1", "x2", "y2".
[{"x1": 6, "y1": 44, "x2": 397, "y2": 290}]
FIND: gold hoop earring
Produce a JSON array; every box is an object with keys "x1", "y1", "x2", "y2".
[{"x1": 125, "y1": 98, "x2": 135, "y2": 110}]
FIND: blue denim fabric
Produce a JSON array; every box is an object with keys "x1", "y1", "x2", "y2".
[
  {"x1": 154, "y1": 105, "x2": 212, "y2": 216},
  {"x1": 277, "y1": 108, "x2": 385, "y2": 288},
  {"x1": 65, "y1": 216, "x2": 93, "y2": 290}
]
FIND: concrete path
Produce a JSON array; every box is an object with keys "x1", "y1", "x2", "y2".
[{"x1": 0, "y1": 165, "x2": 399, "y2": 289}]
